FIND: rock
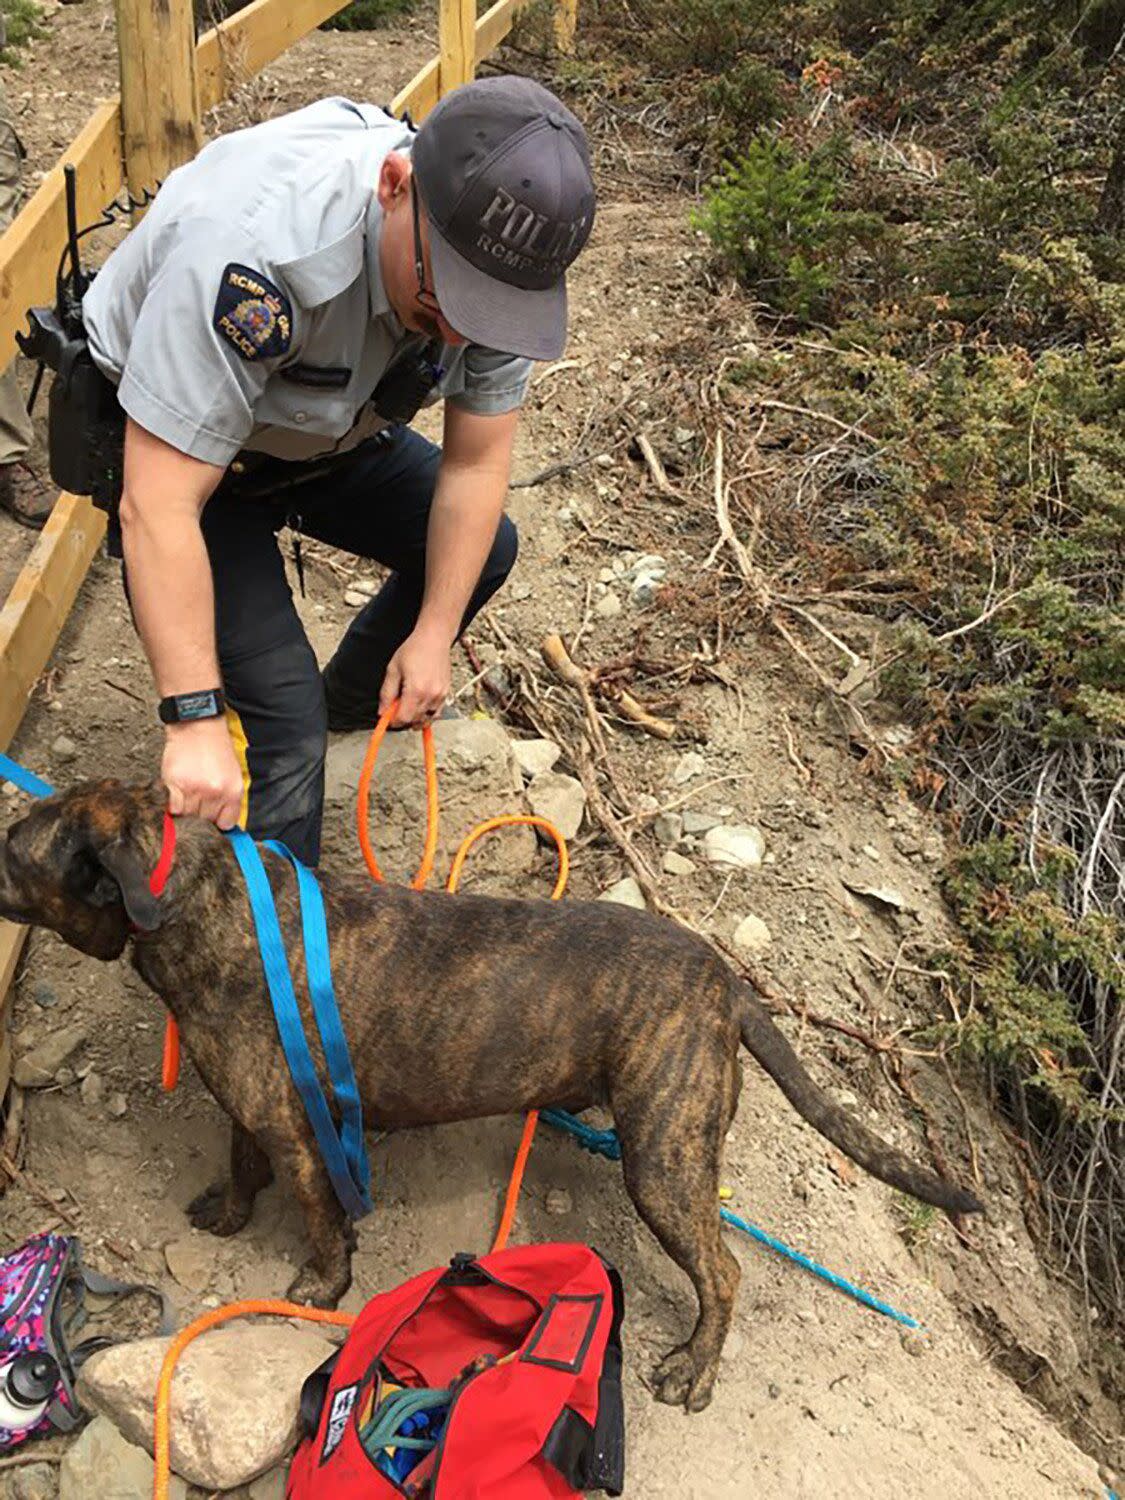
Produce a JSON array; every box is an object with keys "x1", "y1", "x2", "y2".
[
  {"x1": 682, "y1": 809, "x2": 722, "y2": 835},
  {"x1": 662, "y1": 851, "x2": 695, "y2": 876},
  {"x1": 598, "y1": 878, "x2": 646, "y2": 909},
  {"x1": 625, "y1": 552, "x2": 667, "y2": 606},
  {"x1": 671, "y1": 752, "x2": 707, "y2": 786},
  {"x1": 343, "y1": 588, "x2": 368, "y2": 607},
  {"x1": 77, "y1": 1324, "x2": 337, "y2": 1491},
  {"x1": 899, "y1": 1327, "x2": 933, "y2": 1358},
  {"x1": 322, "y1": 718, "x2": 535, "y2": 883},
  {"x1": 703, "y1": 826, "x2": 765, "y2": 869},
  {"x1": 512, "y1": 739, "x2": 561, "y2": 780},
  {"x1": 8, "y1": 1462, "x2": 57, "y2": 1500},
  {"x1": 30, "y1": 979, "x2": 59, "y2": 1008},
  {"x1": 594, "y1": 591, "x2": 622, "y2": 618},
  {"x1": 60, "y1": 1415, "x2": 187, "y2": 1500},
  {"x1": 732, "y1": 913, "x2": 772, "y2": 955},
  {"x1": 80, "y1": 1070, "x2": 105, "y2": 1107},
  {"x1": 164, "y1": 1234, "x2": 220, "y2": 1295},
  {"x1": 51, "y1": 734, "x2": 78, "y2": 763},
  {"x1": 597, "y1": 567, "x2": 616, "y2": 584},
  {"x1": 13, "y1": 1023, "x2": 86, "y2": 1087},
  {"x1": 526, "y1": 772, "x2": 586, "y2": 840},
  {"x1": 55, "y1": 1067, "x2": 76, "y2": 1087},
  {"x1": 653, "y1": 812, "x2": 683, "y2": 846},
  {"x1": 861, "y1": 844, "x2": 882, "y2": 861},
  {"x1": 107, "y1": 1092, "x2": 128, "y2": 1118},
  {"x1": 249, "y1": 1469, "x2": 289, "y2": 1500},
  {"x1": 841, "y1": 878, "x2": 909, "y2": 913},
  {"x1": 483, "y1": 664, "x2": 514, "y2": 698},
  {"x1": 545, "y1": 1188, "x2": 572, "y2": 1215}
]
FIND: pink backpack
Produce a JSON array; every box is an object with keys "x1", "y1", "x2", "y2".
[{"x1": 0, "y1": 1232, "x2": 167, "y2": 1451}]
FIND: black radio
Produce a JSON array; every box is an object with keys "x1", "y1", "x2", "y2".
[{"x1": 16, "y1": 165, "x2": 126, "y2": 520}]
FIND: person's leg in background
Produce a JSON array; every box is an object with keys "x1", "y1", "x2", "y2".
[
  {"x1": 0, "y1": 80, "x2": 51, "y2": 529},
  {"x1": 199, "y1": 489, "x2": 329, "y2": 864},
  {"x1": 307, "y1": 427, "x2": 519, "y2": 730}
]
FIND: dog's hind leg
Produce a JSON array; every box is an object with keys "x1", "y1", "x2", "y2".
[
  {"x1": 269, "y1": 1133, "x2": 355, "y2": 1309},
  {"x1": 612, "y1": 1043, "x2": 741, "y2": 1412},
  {"x1": 188, "y1": 1121, "x2": 275, "y2": 1236}
]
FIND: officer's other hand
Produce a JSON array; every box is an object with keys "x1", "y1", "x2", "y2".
[
  {"x1": 380, "y1": 626, "x2": 452, "y2": 729},
  {"x1": 162, "y1": 718, "x2": 244, "y2": 830}
]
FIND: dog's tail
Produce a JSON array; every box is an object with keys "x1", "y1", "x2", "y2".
[{"x1": 737, "y1": 985, "x2": 983, "y2": 1216}]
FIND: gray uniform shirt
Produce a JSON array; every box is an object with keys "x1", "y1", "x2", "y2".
[{"x1": 83, "y1": 98, "x2": 532, "y2": 467}]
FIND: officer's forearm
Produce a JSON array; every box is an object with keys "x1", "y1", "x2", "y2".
[
  {"x1": 119, "y1": 420, "x2": 226, "y2": 696},
  {"x1": 417, "y1": 464, "x2": 507, "y2": 642}
]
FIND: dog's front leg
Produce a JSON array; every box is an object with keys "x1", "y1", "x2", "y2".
[
  {"x1": 271, "y1": 1134, "x2": 355, "y2": 1309},
  {"x1": 188, "y1": 1121, "x2": 275, "y2": 1236}
]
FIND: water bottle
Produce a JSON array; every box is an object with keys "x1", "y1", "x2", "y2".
[{"x1": 0, "y1": 1352, "x2": 59, "y2": 1432}]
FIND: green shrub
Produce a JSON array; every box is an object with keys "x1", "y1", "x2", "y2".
[
  {"x1": 321, "y1": 0, "x2": 417, "y2": 30},
  {"x1": 696, "y1": 57, "x2": 791, "y2": 163},
  {"x1": 0, "y1": 0, "x2": 44, "y2": 55},
  {"x1": 694, "y1": 133, "x2": 886, "y2": 318}
]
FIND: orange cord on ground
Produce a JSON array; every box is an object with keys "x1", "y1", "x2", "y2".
[
  {"x1": 153, "y1": 701, "x2": 568, "y2": 1498},
  {"x1": 153, "y1": 1301, "x2": 355, "y2": 1500},
  {"x1": 160, "y1": 1015, "x2": 180, "y2": 1093}
]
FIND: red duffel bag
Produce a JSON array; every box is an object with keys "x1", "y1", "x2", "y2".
[{"x1": 286, "y1": 1242, "x2": 625, "y2": 1500}]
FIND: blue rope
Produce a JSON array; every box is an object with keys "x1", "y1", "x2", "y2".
[
  {"x1": 0, "y1": 750, "x2": 55, "y2": 799},
  {"x1": 542, "y1": 1108, "x2": 922, "y2": 1331}
]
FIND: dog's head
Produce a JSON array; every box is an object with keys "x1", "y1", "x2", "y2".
[{"x1": 0, "y1": 779, "x2": 169, "y2": 958}]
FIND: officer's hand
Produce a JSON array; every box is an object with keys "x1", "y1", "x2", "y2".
[
  {"x1": 162, "y1": 718, "x2": 244, "y2": 830},
  {"x1": 380, "y1": 626, "x2": 452, "y2": 729}
]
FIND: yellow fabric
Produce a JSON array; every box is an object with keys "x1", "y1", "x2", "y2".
[{"x1": 225, "y1": 706, "x2": 251, "y2": 829}]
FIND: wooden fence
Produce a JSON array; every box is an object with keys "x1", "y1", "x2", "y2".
[{"x1": 0, "y1": 0, "x2": 576, "y2": 1104}]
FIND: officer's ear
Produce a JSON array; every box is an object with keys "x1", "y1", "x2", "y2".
[{"x1": 377, "y1": 151, "x2": 411, "y2": 210}]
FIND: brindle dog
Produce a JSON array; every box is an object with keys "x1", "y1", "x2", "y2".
[{"x1": 0, "y1": 780, "x2": 982, "y2": 1410}]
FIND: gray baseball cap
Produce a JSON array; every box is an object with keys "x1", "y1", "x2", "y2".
[{"x1": 411, "y1": 75, "x2": 596, "y2": 360}]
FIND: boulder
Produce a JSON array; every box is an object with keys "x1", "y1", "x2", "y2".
[
  {"x1": 525, "y1": 771, "x2": 586, "y2": 841},
  {"x1": 76, "y1": 1324, "x2": 336, "y2": 1492},
  {"x1": 59, "y1": 1415, "x2": 186, "y2": 1500},
  {"x1": 249, "y1": 1468, "x2": 289, "y2": 1500},
  {"x1": 323, "y1": 718, "x2": 535, "y2": 893}
]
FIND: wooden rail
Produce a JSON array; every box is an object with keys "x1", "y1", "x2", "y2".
[{"x1": 0, "y1": 0, "x2": 569, "y2": 1102}]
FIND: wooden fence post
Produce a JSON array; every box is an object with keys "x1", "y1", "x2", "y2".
[
  {"x1": 440, "y1": 0, "x2": 477, "y2": 96},
  {"x1": 554, "y1": 0, "x2": 578, "y2": 54},
  {"x1": 115, "y1": 0, "x2": 202, "y2": 203}
]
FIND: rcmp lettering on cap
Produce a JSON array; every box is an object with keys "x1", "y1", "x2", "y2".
[{"x1": 213, "y1": 263, "x2": 292, "y2": 362}]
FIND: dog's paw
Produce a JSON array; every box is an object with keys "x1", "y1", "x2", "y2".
[
  {"x1": 187, "y1": 1180, "x2": 252, "y2": 1237},
  {"x1": 651, "y1": 1347, "x2": 715, "y2": 1412},
  {"x1": 286, "y1": 1261, "x2": 349, "y2": 1310}
]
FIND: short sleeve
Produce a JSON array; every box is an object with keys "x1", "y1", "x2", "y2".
[
  {"x1": 447, "y1": 346, "x2": 532, "y2": 417},
  {"x1": 116, "y1": 240, "x2": 297, "y2": 467}
]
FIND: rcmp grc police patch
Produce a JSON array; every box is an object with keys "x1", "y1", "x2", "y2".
[{"x1": 213, "y1": 264, "x2": 292, "y2": 361}]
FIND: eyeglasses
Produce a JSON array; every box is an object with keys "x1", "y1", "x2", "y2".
[{"x1": 410, "y1": 178, "x2": 444, "y2": 340}]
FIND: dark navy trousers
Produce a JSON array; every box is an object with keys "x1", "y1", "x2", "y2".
[{"x1": 154, "y1": 427, "x2": 516, "y2": 865}]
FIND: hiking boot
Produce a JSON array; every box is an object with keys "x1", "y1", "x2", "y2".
[{"x1": 0, "y1": 462, "x2": 54, "y2": 529}]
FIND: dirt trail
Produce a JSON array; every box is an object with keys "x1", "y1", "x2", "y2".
[{"x1": 0, "y1": 6, "x2": 1114, "y2": 1497}]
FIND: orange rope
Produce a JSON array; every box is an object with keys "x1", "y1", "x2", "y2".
[
  {"x1": 153, "y1": 1301, "x2": 355, "y2": 1500},
  {"x1": 160, "y1": 1016, "x2": 180, "y2": 1093},
  {"x1": 356, "y1": 701, "x2": 439, "y2": 890},
  {"x1": 490, "y1": 1110, "x2": 541, "y2": 1253}
]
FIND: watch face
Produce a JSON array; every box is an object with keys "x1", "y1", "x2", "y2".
[{"x1": 176, "y1": 691, "x2": 220, "y2": 720}]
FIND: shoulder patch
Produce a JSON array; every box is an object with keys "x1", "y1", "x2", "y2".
[{"x1": 213, "y1": 263, "x2": 292, "y2": 361}]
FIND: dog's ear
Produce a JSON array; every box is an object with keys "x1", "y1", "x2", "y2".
[{"x1": 66, "y1": 840, "x2": 162, "y2": 931}]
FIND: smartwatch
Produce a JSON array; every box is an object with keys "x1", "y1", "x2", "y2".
[{"x1": 158, "y1": 689, "x2": 226, "y2": 726}]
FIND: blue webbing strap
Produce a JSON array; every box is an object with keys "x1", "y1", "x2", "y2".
[
  {"x1": 225, "y1": 828, "x2": 372, "y2": 1220},
  {"x1": 0, "y1": 750, "x2": 56, "y2": 800},
  {"x1": 263, "y1": 839, "x2": 372, "y2": 1212}
]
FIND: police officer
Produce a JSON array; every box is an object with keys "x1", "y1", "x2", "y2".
[{"x1": 82, "y1": 76, "x2": 595, "y2": 865}]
